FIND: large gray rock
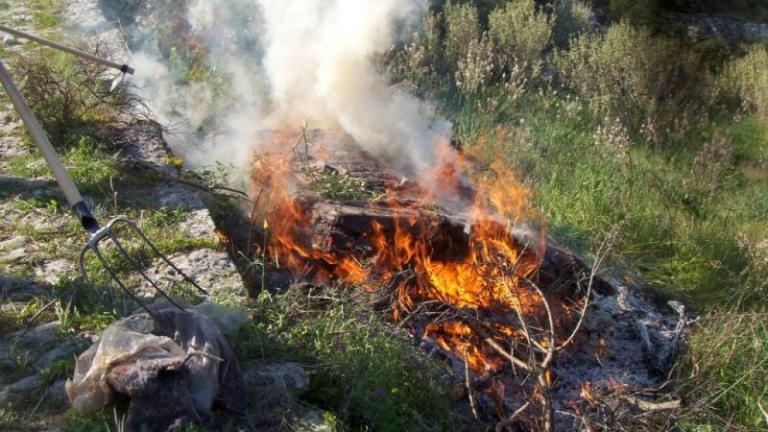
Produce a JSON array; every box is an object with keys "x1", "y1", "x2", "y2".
[
  {"x1": 15, "y1": 321, "x2": 61, "y2": 347},
  {"x1": 32, "y1": 339, "x2": 83, "y2": 371},
  {"x1": 0, "y1": 374, "x2": 41, "y2": 405},
  {"x1": 0, "y1": 275, "x2": 47, "y2": 301},
  {"x1": 242, "y1": 362, "x2": 310, "y2": 408}
]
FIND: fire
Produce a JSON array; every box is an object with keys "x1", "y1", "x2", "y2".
[{"x1": 252, "y1": 132, "x2": 552, "y2": 374}]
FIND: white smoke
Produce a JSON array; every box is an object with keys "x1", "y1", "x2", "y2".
[{"x1": 126, "y1": 0, "x2": 451, "y2": 178}]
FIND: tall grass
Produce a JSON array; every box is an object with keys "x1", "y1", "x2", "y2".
[{"x1": 720, "y1": 45, "x2": 768, "y2": 124}]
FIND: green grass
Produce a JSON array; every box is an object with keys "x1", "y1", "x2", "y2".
[
  {"x1": 239, "y1": 285, "x2": 457, "y2": 432},
  {"x1": 681, "y1": 313, "x2": 768, "y2": 429},
  {"x1": 28, "y1": 0, "x2": 63, "y2": 28},
  {"x1": 459, "y1": 88, "x2": 768, "y2": 312},
  {"x1": 452, "y1": 83, "x2": 768, "y2": 429}
]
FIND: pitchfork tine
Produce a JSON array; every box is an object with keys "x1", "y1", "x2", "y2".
[
  {"x1": 2, "y1": 50, "x2": 206, "y2": 319},
  {"x1": 107, "y1": 231, "x2": 190, "y2": 315},
  {"x1": 116, "y1": 218, "x2": 209, "y2": 297},
  {"x1": 89, "y1": 243, "x2": 162, "y2": 323}
]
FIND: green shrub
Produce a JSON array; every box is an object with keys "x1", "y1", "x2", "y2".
[
  {"x1": 444, "y1": 1, "x2": 481, "y2": 75},
  {"x1": 553, "y1": 0, "x2": 594, "y2": 47},
  {"x1": 555, "y1": 22, "x2": 707, "y2": 135},
  {"x1": 12, "y1": 48, "x2": 135, "y2": 149},
  {"x1": 488, "y1": 0, "x2": 554, "y2": 74},
  {"x1": 455, "y1": 33, "x2": 496, "y2": 94},
  {"x1": 387, "y1": 11, "x2": 444, "y2": 96},
  {"x1": 719, "y1": 45, "x2": 768, "y2": 124}
]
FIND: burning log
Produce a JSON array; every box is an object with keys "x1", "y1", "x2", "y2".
[{"x1": 290, "y1": 197, "x2": 614, "y2": 299}]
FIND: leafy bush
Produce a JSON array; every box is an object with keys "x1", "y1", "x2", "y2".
[
  {"x1": 555, "y1": 22, "x2": 708, "y2": 136},
  {"x1": 719, "y1": 45, "x2": 768, "y2": 123},
  {"x1": 444, "y1": 1, "x2": 481, "y2": 74},
  {"x1": 608, "y1": 0, "x2": 661, "y2": 25},
  {"x1": 488, "y1": 0, "x2": 553, "y2": 74},
  {"x1": 387, "y1": 11, "x2": 444, "y2": 96},
  {"x1": 455, "y1": 33, "x2": 496, "y2": 94},
  {"x1": 12, "y1": 47, "x2": 137, "y2": 149}
]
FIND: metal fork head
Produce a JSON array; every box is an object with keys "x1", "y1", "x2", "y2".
[{"x1": 78, "y1": 217, "x2": 209, "y2": 319}]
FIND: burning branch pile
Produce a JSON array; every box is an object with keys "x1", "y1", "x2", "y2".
[{"x1": 247, "y1": 129, "x2": 687, "y2": 431}]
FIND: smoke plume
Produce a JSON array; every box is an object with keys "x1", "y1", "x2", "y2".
[{"x1": 126, "y1": 0, "x2": 451, "y2": 178}]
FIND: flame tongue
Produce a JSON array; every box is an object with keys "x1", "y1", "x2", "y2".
[{"x1": 253, "y1": 133, "x2": 549, "y2": 374}]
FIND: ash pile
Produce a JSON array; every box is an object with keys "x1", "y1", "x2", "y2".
[{"x1": 246, "y1": 129, "x2": 692, "y2": 431}]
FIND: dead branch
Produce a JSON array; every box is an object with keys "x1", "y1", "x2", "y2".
[
  {"x1": 465, "y1": 353, "x2": 480, "y2": 421},
  {"x1": 495, "y1": 401, "x2": 531, "y2": 432},
  {"x1": 556, "y1": 224, "x2": 619, "y2": 352}
]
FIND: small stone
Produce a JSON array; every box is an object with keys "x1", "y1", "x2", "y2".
[
  {"x1": 2, "y1": 35, "x2": 18, "y2": 46},
  {"x1": 0, "y1": 236, "x2": 28, "y2": 251},
  {"x1": 243, "y1": 362, "x2": 310, "y2": 398},
  {"x1": 34, "y1": 259, "x2": 75, "y2": 286},
  {"x1": 178, "y1": 209, "x2": 217, "y2": 239},
  {"x1": 2, "y1": 248, "x2": 28, "y2": 263}
]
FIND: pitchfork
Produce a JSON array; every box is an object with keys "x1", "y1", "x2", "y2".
[{"x1": 0, "y1": 26, "x2": 207, "y2": 319}]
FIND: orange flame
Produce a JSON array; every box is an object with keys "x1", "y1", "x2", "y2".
[{"x1": 252, "y1": 132, "x2": 551, "y2": 373}]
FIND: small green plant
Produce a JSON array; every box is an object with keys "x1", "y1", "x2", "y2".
[
  {"x1": 0, "y1": 409, "x2": 24, "y2": 431},
  {"x1": 184, "y1": 161, "x2": 234, "y2": 187},
  {"x1": 309, "y1": 170, "x2": 377, "y2": 201},
  {"x1": 12, "y1": 48, "x2": 135, "y2": 150},
  {"x1": 680, "y1": 312, "x2": 768, "y2": 429},
  {"x1": 40, "y1": 356, "x2": 76, "y2": 387},
  {"x1": 29, "y1": 0, "x2": 63, "y2": 28}
]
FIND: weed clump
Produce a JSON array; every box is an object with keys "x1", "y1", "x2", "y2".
[
  {"x1": 719, "y1": 45, "x2": 768, "y2": 123},
  {"x1": 244, "y1": 285, "x2": 456, "y2": 432},
  {"x1": 12, "y1": 47, "x2": 139, "y2": 150}
]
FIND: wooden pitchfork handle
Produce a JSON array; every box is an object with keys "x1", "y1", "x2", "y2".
[
  {"x1": 0, "y1": 58, "x2": 101, "y2": 233},
  {"x1": 0, "y1": 24, "x2": 135, "y2": 74}
]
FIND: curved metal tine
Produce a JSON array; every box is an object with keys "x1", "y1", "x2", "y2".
[
  {"x1": 79, "y1": 244, "x2": 115, "y2": 311},
  {"x1": 115, "y1": 218, "x2": 209, "y2": 296},
  {"x1": 105, "y1": 228, "x2": 190, "y2": 315},
  {"x1": 90, "y1": 244, "x2": 162, "y2": 323}
]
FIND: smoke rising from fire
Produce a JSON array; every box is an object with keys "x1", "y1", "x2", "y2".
[{"x1": 127, "y1": 0, "x2": 451, "y2": 178}]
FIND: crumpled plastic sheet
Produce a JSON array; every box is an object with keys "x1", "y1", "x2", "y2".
[{"x1": 66, "y1": 300, "x2": 247, "y2": 431}]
